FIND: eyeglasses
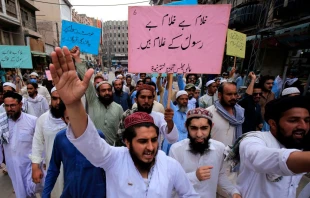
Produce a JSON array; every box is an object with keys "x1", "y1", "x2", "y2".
[
  {"x1": 253, "y1": 93, "x2": 262, "y2": 96},
  {"x1": 4, "y1": 104, "x2": 18, "y2": 109}
]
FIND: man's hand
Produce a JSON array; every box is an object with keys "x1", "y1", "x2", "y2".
[
  {"x1": 70, "y1": 46, "x2": 81, "y2": 63},
  {"x1": 232, "y1": 193, "x2": 242, "y2": 198},
  {"x1": 248, "y1": 71, "x2": 256, "y2": 80},
  {"x1": 32, "y1": 164, "x2": 43, "y2": 184},
  {"x1": 164, "y1": 108, "x2": 174, "y2": 133},
  {"x1": 164, "y1": 108, "x2": 174, "y2": 122},
  {"x1": 196, "y1": 166, "x2": 213, "y2": 181},
  {"x1": 50, "y1": 47, "x2": 93, "y2": 106}
]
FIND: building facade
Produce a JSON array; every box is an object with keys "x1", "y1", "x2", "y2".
[
  {"x1": 102, "y1": 20, "x2": 128, "y2": 67},
  {"x1": 34, "y1": 0, "x2": 72, "y2": 54}
]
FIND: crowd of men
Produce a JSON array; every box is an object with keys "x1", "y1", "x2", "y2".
[{"x1": 0, "y1": 45, "x2": 309, "y2": 198}]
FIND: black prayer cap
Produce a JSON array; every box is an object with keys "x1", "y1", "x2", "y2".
[{"x1": 265, "y1": 96, "x2": 310, "y2": 123}]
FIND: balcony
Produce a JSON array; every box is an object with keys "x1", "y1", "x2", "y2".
[
  {"x1": 229, "y1": 3, "x2": 264, "y2": 29},
  {"x1": 5, "y1": 0, "x2": 17, "y2": 18}
]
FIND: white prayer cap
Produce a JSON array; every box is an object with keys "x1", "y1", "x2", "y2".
[
  {"x1": 116, "y1": 74, "x2": 123, "y2": 79},
  {"x1": 176, "y1": 90, "x2": 188, "y2": 99},
  {"x1": 282, "y1": 87, "x2": 300, "y2": 96},
  {"x1": 195, "y1": 86, "x2": 201, "y2": 91},
  {"x1": 3, "y1": 82, "x2": 16, "y2": 90},
  {"x1": 30, "y1": 72, "x2": 39, "y2": 77},
  {"x1": 96, "y1": 81, "x2": 112, "y2": 90},
  {"x1": 51, "y1": 87, "x2": 57, "y2": 94},
  {"x1": 220, "y1": 79, "x2": 227, "y2": 84},
  {"x1": 206, "y1": 80, "x2": 215, "y2": 87}
]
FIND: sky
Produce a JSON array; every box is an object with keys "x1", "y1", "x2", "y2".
[{"x1": 70, "y1": 0, "x2": 150, "y2": 21}]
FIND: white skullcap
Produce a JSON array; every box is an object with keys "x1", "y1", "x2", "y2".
[
  {"x1": 282, "y1": 87, "x2": 300, "y2": 96},
  {"x1": 116, "y1": 74, "x2": 123, "y2": 79},
  {"x1": 51, "y1": 87, "x2": 57, "y2": 94},
  {"x1": 220, "y1": 79, "x2": 227, "y2": 84},
  {"x1": 96, "y1": 81, "x2": 112, "y2": 89},
  {"x1": 195, "y1": 86, "x2": 201, "y2": 91},
  {"x1": 30, "y1": 72, "x2": 39, "y2": 77},
  {"x1": 206, "y1": 80, "x2": 215, "y2": 87},
  {"x1": 3, "y1": 82, "x2": 16, "y2": 90},
  {"x1": 176, "y1": 90, "x2": 188, "y2": 99}
]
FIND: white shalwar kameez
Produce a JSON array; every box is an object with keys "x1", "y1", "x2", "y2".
[
  {"x1": 30, "y1": 110, "x2": 66, "y2": 198},
  {"x1": 24, "y1": 94, "x2": 49, "y2": 118},
  {"x1": 0, "y1": 112, "x2": 41, "y2": 198},
  {"x1": 67, "y1": 117, "x2": 199, "y2": 198}
]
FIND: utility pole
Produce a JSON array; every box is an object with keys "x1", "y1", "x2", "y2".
[{"x1": 56, "y1": 22, "x2": 60, "y2": 46}]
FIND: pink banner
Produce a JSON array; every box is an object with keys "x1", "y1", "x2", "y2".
[
  {"x1": 45, "y1": 70, "x2": 52, "y2": 81},
  {"x1": 128, "y1": 5, "x2": 231, "y2": 74}
]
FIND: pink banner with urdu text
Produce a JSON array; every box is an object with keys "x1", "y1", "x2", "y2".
[{"x1": 128, "y1": 5, "x2": 231, "y2": 74}]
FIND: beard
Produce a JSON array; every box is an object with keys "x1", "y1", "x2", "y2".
[
  {"x1": 137, "y1": 102, "x2": 153, "y2": 114},
  {"x1": 188, "y1": 133, "x2": 211, "y2": 155},
  {"x1": 114, "y1": 88, "x2": 122, "y2": 94},
  {"x1": 276, "y1": 124, "x2": 307, "y2": 150},
  {"x1": 7, "y1": 111, "x2": 21, "y2": 121},
  {"x1": 220, "y1": 99, "x2": 236, "y2": 107},
  {"x1": 178, "y1": 105, "x2": 188, "y2": 113},
  {"x1": 129, "y1": 144, "x2": 157, "y2": 172},
  {"x1": 50, "y1": 106, "x2": 62, "y2": 118},
  {"x1": 98, "y1": 94, "x2": 113, "y2": 106}
]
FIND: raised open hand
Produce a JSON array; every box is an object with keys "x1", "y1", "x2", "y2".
[{"x1": 49, "y1": 46, "x2": 93, "y2": 106}]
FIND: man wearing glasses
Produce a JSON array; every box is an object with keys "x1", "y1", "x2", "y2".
[
  {"x1": 238, "y1": 72, "x2": 264, "y2": 133},
  {"x1": 0, "y1": 92, "x2": 41, "y2": 197}
]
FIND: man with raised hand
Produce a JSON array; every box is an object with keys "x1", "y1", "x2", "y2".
[
  {"x1": 49, "y1": 46, "x2": 199, "y2": 197},
  {"x1": 70, "y1": 46, "x2": 123, "y2": 146}
]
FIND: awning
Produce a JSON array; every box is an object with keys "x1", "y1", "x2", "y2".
[
  {"x1": 246, "y1": 22, "x2": 310, "y2": 47},
  {"x1": 31, "y1": 51, "x2": 47, "y2": 57}
]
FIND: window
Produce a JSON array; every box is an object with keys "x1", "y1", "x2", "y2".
[
  {"x1": 114, "y1": 41, "x2": 116, "y2": 45},
  {"x1": 118, "y1": 26, "x2": 120, "y2": 30},
  {"x1": 118, "y1": 33, "x2": 120, "y2": 37},
  {"x1": 119, "y1": 48, "x2": 121, "y2": 52},
  {"x1": 110, "y1": 33, "x2": 112, "y2": 37},
  {"x1": 123, "y1": 48, "x2": 125, "y2": 52},
  {"x1": 114, "y1": 33, "x2": 116, "y2": 37},
  {"x1": 118, "y1": 41, "x2": 120, "y2": 45}
]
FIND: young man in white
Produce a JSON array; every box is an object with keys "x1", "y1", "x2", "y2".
[
  {"x1": 24, "y1": 82, "x2": 49, "y2": 117},
  {"x1": 170, "y1": 108, "x2": 241, "y2": 198},
  {"x1": 226, "y1": 96, "x2": 310, "y2": 197},
  {"x1": 30, "y1": 87, "x2": 67, "y2": 198},
  {"x1": 49, "y1": 46, "x2": 199, "y2": 197}
]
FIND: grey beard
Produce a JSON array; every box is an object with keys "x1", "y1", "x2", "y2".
[{"x1": 178, "y1": 105, "x2": 188, "y2": 113}]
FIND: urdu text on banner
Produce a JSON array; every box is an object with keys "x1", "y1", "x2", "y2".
[
  {"x1": 0, "y1": 45, "x2": 33, "y2": 69},
  {"x1": 226, "y1": 29, "x2": 246, "y2": 58},
  {"x1": 128, "y1": 5, "x2": 231, "y2": 74},
  {"x1": 60, "y1": 20, "x2": 101, "y2": 55}
]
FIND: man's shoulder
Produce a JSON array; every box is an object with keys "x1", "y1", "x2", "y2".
[
  {"x1": 111, "y1": 102, "x2": 123, "y2": 109},
  {"x1": 170, "y1": 139, "x2": 189, "y2": 151},
  {"x1": 38, "y1": 85, "x2": 48, "y2": 91},
  {"x1": 206, "y1": 105, "x2": 216, "y2": 111},
  {"x1": 22, "y1": 112, "x2": 37, "y2": 121},
  {"x1": 37, "y1": 111, "x2": 50, "y2": 121},
  {"x1": 209, "y1": 139, "x2": 225, "y2": 150}
]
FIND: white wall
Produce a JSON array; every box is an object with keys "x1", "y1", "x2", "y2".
[{"x1": 59, "y1": 0, "x2": 71, "y2": 21}]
